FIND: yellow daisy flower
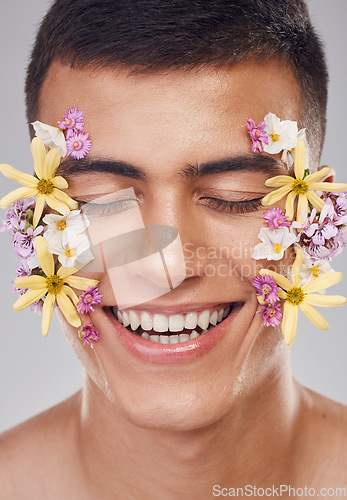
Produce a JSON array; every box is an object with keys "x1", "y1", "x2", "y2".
[
  {"x1": 13, "y1": 236, "x2": 99, "y2": 337},
  {"x1": 261, "y1": 140, "x2": 347, "y2": 222},
  {"x1": 260, "y1": 247, "x2": 347, "y2": 346},
  {"x1": 0, "y1": 137, "x2": 77, "y2": 227}
]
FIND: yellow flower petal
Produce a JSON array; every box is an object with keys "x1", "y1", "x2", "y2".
[
  {"x1": 34, "y1": 236, "x2": 55, "y2": 277},
  {"x1": 278, "y1": 289, "x2": 287, "y2": 300},
  {"x1": 303, "y1": 271, "x2": 343, "y2": 293},
  {"x1": 13, "y1": 289, "x2": 46, "y2": 311},
  {"x1": 33, "y1": 193, "x2": 46, "y2": 228},
  {"x1": 304, "y1": 294, "x2": 347, "y2": 308},
  {"x1": 61, "y1": 285, "x2": 79, "y2": 305},
  {"x1": 65, "y1": 275, "x2": 99, "y2": 291},
  {"x1": 282, "y1": 302, "x2": 298, "y2": 346},
  {"x1": 45, "y1": 193, "x2": 71, "y2": 215},
  {"x1": 52, "y1": 176, "x2": 69, "y2": 189},
  {"x1": 292, "y1": 247, "x2": 304, "y2": 287},
  {"x1": 299, "y1": 301, "x2": 329, "y2": 330},
  {"x1": 285, "y1": 190, "x2": 297, "y2": 220},
  {"x1": 309, "y1": 182, "x2": 347, "y2": 193},
  {"x1": 264, "y1": 175, "x2": 292, "y2": 187},
  {"x1": 41, "y1": 293, "x2": 56, "y2": 337},
  {"x1": 305, "y1": 191, "x2": 326, "y2": 212},
  {"x1": 296, "y1": 194, "x2": 309, "y2": 223},
  {"x1": 58, "y1": 266, "x2": 79, "y2": 279},
  {"x1": 56, "y1": 292, "x2": 81, "y2": 328},
  {"x1": 14, "y1": 275, "x2": 47, "y2": 290},
  {"x1": 261, "y1": 184, "x2": 292, "y2": 206},
  {"x1": 52, "y1": 188, "x2": 78, "y2": 210},
  {"x1": 293, "y1": 140, "x2": 305, "y2": 180},
  {"x1": 0, "y1": 186, "x2": 37, "y2": 209},
  {"x1": 44, "y1": 147, "x2": 61, "y2": 179},
  {"x1": 305, "y1": 167, "x2": 331, "y2": 184},
  {"x1": 31, "y1": 137, "x2": 46, "y2": 179},
  {"x1": 259, "y1": 269, "x2": 292, "y2": 291},
  {"x1": 0, "y1": 163, "x2": 38, "y2": 188}
]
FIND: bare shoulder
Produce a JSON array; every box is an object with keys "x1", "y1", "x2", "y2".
[{"x1": 0, "y1": 392, "x2": 82, "y2": 499}]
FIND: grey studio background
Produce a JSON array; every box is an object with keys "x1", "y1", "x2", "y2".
[{"x1": 0, "y1": 0, "x2": 346, "y2": 433}]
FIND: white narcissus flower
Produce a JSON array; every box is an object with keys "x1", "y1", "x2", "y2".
[
  {"x1": 252, "y1": 227, "x2": 297, "y2": 261},
  {"x1": 298, "y1": 251, "x2": 334, "y2": 289},
  {"x1": 43, "y1": 210, "x2": 90, "y2": 246},
  {"x1": 47, "y1": 232, "x2": 94, "y2": 269},
  {"x1": 31, "y1": 121, "x2": 67, "y2": 157},
  {"x1": 262, "y1": 112, "x2": 298, "y2": 155},
  {"x1": 281, "y1": 128, "x2": 306, "y2": 169}
]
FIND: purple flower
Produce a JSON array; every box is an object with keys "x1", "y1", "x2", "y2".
[
  {"x1": 58, "y1": 107, "x2": 84, "y2": 138},
  {"x1": 66, "y1": 132, "x2": 92, "y2": 159},
  {"x1": 77, "y1": 286, "x2": 103, "y2": 314},
  {"x1": 263, "y1": 208, "x2": 291, "y2": 229},
  {"x1": 259, "y1": 303, "x2": 283, "y2": 327},
  {"x1": 0, "y1": 198, "x2": 35, "y2": 233},
  {"x1": 79, "y1": 322, "x2": 100, "y2": 348},
  {"x1": 246, "y1": 118, "x2": 269, "y2": 153},
  {"x1": 251, "y1": 274, "x2": 279, "y2": 304},
  {"x1": 12, "y1": 225, "x2": 43, "y2": 258}
]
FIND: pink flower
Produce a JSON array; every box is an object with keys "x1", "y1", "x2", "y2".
[
  {"x1": 66, "y1": 132, "x2": 92, "y2": 159},
  {"x1": 12, "y1": 225, "x2": 43, "y2": 258},
  {"x1": 58, "y1": 107, "x2": 84, "y2": 138},
  {"x1": 251, "y1": 274, "x2": 279, "y2": 304},
  {"x1": 259, "y1": 303, "x2": 283, "y2": 327},
  {"x1": 79, "y1": 322, "x2": 100, "y2": 348},
  {"x1": 77, "y1": 286, "x2": 103, "y2": 314},
  {"x1": 246, "y1": 118, "x2": 269, "y2": 153},
  {"x1": 263, "y1": 208, "x2": 291, "y2": 229}
]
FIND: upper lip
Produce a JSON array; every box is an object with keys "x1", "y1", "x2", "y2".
[{"x1": 107, "y1": 301, "x2": 237, "y2": 315}]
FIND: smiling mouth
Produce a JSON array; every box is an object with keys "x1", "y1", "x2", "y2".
[{"x1": 110, "y1": 305, "x2": 236, "y2": 344}]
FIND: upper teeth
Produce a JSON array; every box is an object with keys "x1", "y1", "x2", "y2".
[{"x1": 113, "y1": 306, "x2": 231, "y2": 333}]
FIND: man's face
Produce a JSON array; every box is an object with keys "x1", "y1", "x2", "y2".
[{"x1": 39, "y1": 59, "x2": 300, "y2": 430}]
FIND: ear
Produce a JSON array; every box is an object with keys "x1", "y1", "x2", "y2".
[{"x1": 318, "y1": 165, "x2": 336, "y2": 183}]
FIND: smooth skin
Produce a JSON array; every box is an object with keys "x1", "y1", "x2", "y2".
[{"x1": 0, "y1": 59, "x2": 346, "y2": 499}]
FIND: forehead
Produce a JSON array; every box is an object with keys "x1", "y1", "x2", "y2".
[{"x1": 39, "y1": 59, "x2": 300, "y2": 166}]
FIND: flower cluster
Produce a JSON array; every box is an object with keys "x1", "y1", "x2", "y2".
[
  {"x1": 31, "y1": 106, "x2": 91, "y2": 160},
  {"x1": 79, "y1": 322, "x2": 100, "y2": 349},
  {"x1": 251, "y1": 274, "x2": 283, "y2": 327}
]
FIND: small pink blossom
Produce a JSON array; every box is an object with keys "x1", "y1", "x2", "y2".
[
  {"x1": 66, "y1": 132, "x2": 92, "y2": 159},
  {"x1": 251, "y1": 274, "x2": 279, "y2": 304},
  {"x1": 58, "y1": 107, "x2": 84, "y2": 138},
  {"x1": 246, "y1": 118, "x2": 269, "y2": 153},
  {"x1": 79, "y1": 322, "x2": 100, "y2": 348},
  {"x1": 263, "y1": 208, "x2": 291, "y2": 229},
  {"x1": 258, "y1": 303, "x2": 283, "y2": 327},
  {"x1": 77, "y1": 286, "x2": 103, "y2": 314}
]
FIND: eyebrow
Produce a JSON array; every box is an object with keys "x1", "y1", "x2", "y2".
[{"x1": 57, "y1": 154, "x2": 284, "y2": 180}]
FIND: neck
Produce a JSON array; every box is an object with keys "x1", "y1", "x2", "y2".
[{"x1": 75, "y1": 352, "x2": 301, "y2": 498}]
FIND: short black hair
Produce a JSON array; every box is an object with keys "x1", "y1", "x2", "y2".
[{"x1": 25, "y1": 0, "x2": 328, "y2": 166}]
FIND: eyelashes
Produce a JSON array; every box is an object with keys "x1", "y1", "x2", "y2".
[{"x1": 77, "y1": 196, "x2": 263, "y2": 217}]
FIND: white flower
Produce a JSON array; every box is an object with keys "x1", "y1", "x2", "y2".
[
  {"x1": 47, "y1": 233, "x2": 94, "y2": 268},
  {"x1": 281, "y1": 128, "x2": 306, "y2": 169},
  {"x1": 298, "y1": 251, "x2": 334, "y2": 289},
  {"x1": 27, "y1": 253, "x2": 39, "y2": 270},
  {"x1": 31, "y1": 121, "x2": 67, "y2": 157},
  {"x1": 262, "y1": 112, "x2": 298, "y2": 155},
  {"x1": 43, "y1": 210, "x2": 90, "y2": 245},
  {"x1": 252, "y1": 227, "x2": 297, "y2": 261}
]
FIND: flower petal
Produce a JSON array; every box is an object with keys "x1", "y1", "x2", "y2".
[
  {"x1": 13, "y1": 289, "x2": 47, "y2": 311},
  {"x1": 264, "y1": 175, "x2": 293, "y2": 187},
  {"x1": 44, "y1": 147, "x2": 61, "y2": 179},
  {"x1": 310, "y1": 182, "x2": 347, "y2": 193},
  {"x1": 45, "y1": 194, "x2": 71, "y2": 215},
  {"x1": 285, "y1": 190, "x2": 297, "y2": 220},
  {"x1": 52, "y1": 176, "x2": 69, "y2": 189},
  {"x1": 58, "y1": 266, "x2": 79, "y2": 279},
  {"x1": 302, "y1": 271, "x2": 343, "y2": 293},
  {"x1": 0, "y1": 163, "x2": 38, "y2": 188},
  {"x1": 259, "y1": 269, "x2": 292, "y2": 291},
  {"x1": 304, "y1": 294, "x2": 347, "y2": 308},
  {"x1": 299, "y1": 301, "x2": 329, "y2": 330},
  {"x1": 51, "y1": 188, "x2": 78, "y2": 210},
  {"x1": 64, "y1": 275, "x2": 99, "y2": 291},
  {"x1": 292, "y1": 247, "x2": 304, "y2": 287},
  {"x1": 278, "y1": 289, "x2": 287, "y2": 300},
  {"x1": 305, "y1": 191, "x2": 326, "y2": 212},
  {"x1": 296, "y1": 194, "x2": 308, "y2": 223},
  {"x1": 34, "y1": 236, "x2": 55, "y2": 276},
  {"x1": 41, "y1": 293, "x2": 56, "y2": 337},
  {"x1": 305, "y1": 167, "x2": 331, "y2": 184},
  {"x1": 33, "y1": 193, "x2": 46, "y2": 228},
  {"x1": 0, "y1": 187, "x2": 37, "y2": 209},
  {"x1": 14, "y1": 275, "x2": 47, "y2": 290},
  {"x1": 61, "y1": 285, "x2": 79, "y2": 305},
  {"x1": 261, "y1": 184, "x2": 292, "y2": 206},
  {"x1": 282, "y1": 302, "x2": 298, "y2": 346},
  {"x1": 293, "y1": 140, "x2": 305, "y2": 179},
  {"x1": 56, "y1": 291, "x2": 81, "y2": 328},
  {"x1": 31, "y1": 137, "x2": 46, "y2": 179}
]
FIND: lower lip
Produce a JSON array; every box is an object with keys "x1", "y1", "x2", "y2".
[{"x1": 105, "y1": 304, "x2": 243, "y2": 365}]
